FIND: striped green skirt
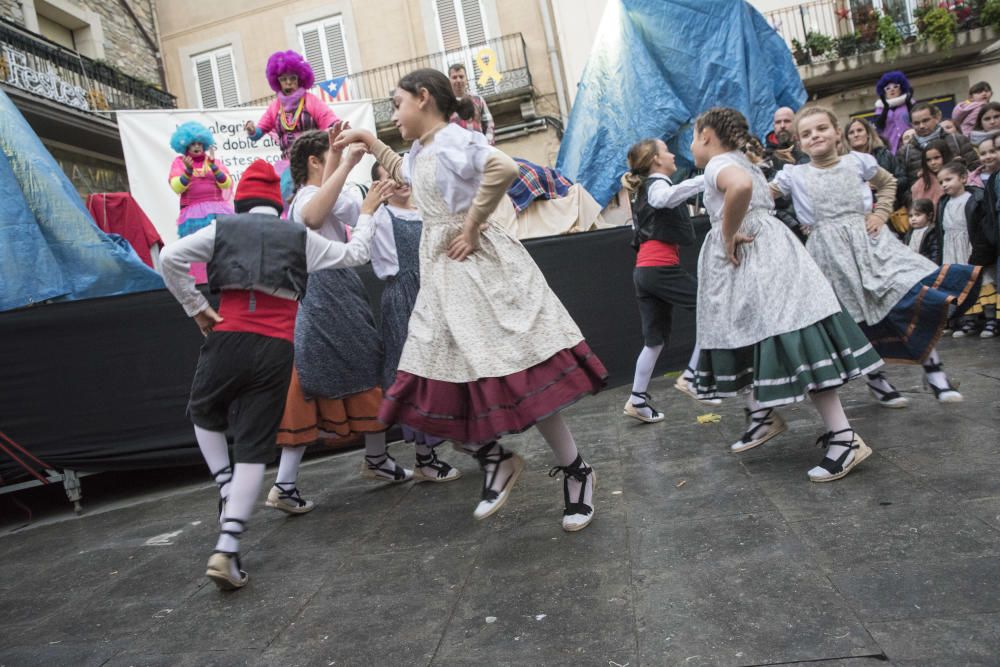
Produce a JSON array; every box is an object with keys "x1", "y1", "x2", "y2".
[{"x1": 693, "y1": 310, "x2": 883, "y2": 407}]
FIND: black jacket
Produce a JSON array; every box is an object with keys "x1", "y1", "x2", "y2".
[
  {"x1": 903, "y1": 225, "x2": 941, "y2": 265},
  {"x1": 933, "y1": 186, "x2": 997, "y2": 267},
  {"x1": 630, "y1": 175, "x2": 696, "y2": 249}
]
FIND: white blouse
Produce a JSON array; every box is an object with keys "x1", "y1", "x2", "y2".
[
  {"x1": 401, "y1": 123, "x2": 495, "y2": 214},
  {"x1": 289, "y1": 184, "x2": 361, "y2": 242},
  {"x1": 371, "y1": 204, "x2": 422, "y2": 279},
  {"x1": 772, "y1": 152, "x2": 878, "y2": 226}
]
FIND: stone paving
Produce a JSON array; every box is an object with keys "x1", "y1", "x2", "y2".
[{"x1": 1, "y1": 339, "x2": 998, "y2": 667}]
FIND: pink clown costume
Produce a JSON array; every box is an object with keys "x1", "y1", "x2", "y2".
[{"x1": 168, "y1": 121, "x2": 234, "y2": 283}]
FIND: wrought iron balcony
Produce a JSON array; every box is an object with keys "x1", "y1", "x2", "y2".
[
  {"x1": 762, "y1": 0, "x2": 986, "y2": 67},
  {"x1": 0, "y1": 18, "x2": 175, "y2": 115},
  {"x1": 243, "y1": 32, "x2": 532, "y2": 127}
]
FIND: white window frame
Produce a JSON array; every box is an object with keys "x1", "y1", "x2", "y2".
[
  {"x1": 297, "y1": 15, "x2": 352, "y2": 83},
  {"x1": 191, "y1": 46, "x2": 240, "y2": 109}
]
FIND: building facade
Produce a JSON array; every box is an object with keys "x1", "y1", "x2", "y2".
[
  {"x1": 156, "y1": 0, "x2": 581, "y2": 164},
  {"x1": 0, "y1": 0, "x2": 174, "y2": 197},
  {"x1": 749, "y1": 0, "x2": 1000, "y2": 126}
]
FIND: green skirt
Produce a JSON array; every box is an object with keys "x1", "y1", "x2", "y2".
[{"x1": 693, "y1": 310, "x2": 883, "y2": 407}]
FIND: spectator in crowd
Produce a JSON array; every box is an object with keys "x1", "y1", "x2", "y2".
[
  {"x1": 845, "y1": 117, "x2": 905, "y2": 234},
  {"x1": 448, "y1": 63, "x2": 496, "y2": 145},
  {"x1": 971, "y1": 101, "x2": 1000, "y2": 145},
  {"x1": 941, "y1": 119, "x2": 959, "y2": 135},
  {"x1": 896, "y1": 102, "x2": 979, "y2": 194},
  {"x1": 845, "y1": 117, "x2": 896, "y2": 173},
  {"x1": 910, "y1": 138, "x2": 952, "y2": 211},
  {"x1": 953, "y1": 81, "x2": 993, "y2": 136},
  {"x1": 874, "y1": 70, "x2": 914, "y2": 154},
  {"x1": 761, "y1": 106, "x2": 808, "y2": 241}
]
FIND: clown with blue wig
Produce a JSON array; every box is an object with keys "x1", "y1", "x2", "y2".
[{"x1": 168, "y1": 120, "x2": 234, "y2": 283}]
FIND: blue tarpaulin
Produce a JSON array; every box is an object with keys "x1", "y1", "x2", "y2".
[
  {"x1": 556, "y1": 0, "x2": 807, "y2": 207},
  {"x1": 0, "y1": 90, "x2": 163, "y2": 312}
]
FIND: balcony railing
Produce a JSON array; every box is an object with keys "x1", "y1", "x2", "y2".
[
  {"x1": 763, "y1": 0, "x2": 986, "y2": 66},
  {"x1": 0, "y1": 18, "x2": 175, "y2": 115},
  {"x1": 242, "y1": 33, "x2": 532, "y2": 125}
]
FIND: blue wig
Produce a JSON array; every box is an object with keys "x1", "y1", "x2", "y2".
[
  {"x1": 876, "y1": 70, "x2": 912, "y2": 98},
  {"x1": 170, "y1": 121, "x2": 215, "y2": 154}
]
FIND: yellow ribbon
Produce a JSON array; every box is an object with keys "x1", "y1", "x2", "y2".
[{"x1": 475, "y1": 47, "x2": 503, "y2": 87}]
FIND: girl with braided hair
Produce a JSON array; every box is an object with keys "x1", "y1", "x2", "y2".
[{"x1": 690, "y1": 107, "x2": 883, "y2": 483}]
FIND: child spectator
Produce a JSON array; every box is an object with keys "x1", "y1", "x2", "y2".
[
  {"x1": 953, "y1": 81, "x2": 992, "y2": 137},
  {"x1": 971, "y1": 102, "x2": 1000, "y2": 146},
  {"x1": 935, "y1": 161, "x2": 996, "y2": 338},
  {"x1": 905, "y1": 198, "x2": 940, "y2": 264}
]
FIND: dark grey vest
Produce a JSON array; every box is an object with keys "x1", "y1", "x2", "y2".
[
  {"x1": 631, "y1": 175, "x2": 696, "y2": 249},
  {"x1": 207, "y1": 214, "x2": 308, "y2": 299}
]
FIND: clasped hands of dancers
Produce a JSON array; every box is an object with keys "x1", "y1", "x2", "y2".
[{"x1": 161, "y1": 62, "x2": 982, "y2": 591}]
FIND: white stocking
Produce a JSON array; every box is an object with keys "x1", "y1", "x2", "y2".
[
  {"x1": 275, "y1": 446, "x2": 305, "y2": 486},
  {"x1": 194, "y1": 426, "x2": 231, "y2": 499},
  {"x1": 631, "y1": 344, "x2": 663, "y2": 396},
  {"x1": 216, "y1": 462, "x2": 266, "y2": 579}
]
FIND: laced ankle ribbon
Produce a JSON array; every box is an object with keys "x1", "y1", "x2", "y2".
[{"x1": 548, "y1": 455, "x2": 594, "y2": 517}]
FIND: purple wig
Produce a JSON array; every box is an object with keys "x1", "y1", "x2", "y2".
[
  {"x1": 265, "y1": 50, "x2": 315, "y2": 92},
  {"x1": 876, "y1": 70, "x2": 912, "y2": 98}
]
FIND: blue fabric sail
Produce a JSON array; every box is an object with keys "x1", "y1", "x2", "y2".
[
  {"x1": 0, "y1": 89, "x2": 163, "y2": 311},
  {"x1": 556, "y1": 0, "x2": 807, "y2": 206}
]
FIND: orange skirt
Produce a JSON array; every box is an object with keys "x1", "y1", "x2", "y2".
[{"x1": 277, "y1": 368, "x2": 387, "y2": 448}]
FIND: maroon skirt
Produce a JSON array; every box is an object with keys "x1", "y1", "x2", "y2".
[{"x1": 378, "y1": 341, "x2": 608, "y2": 443}]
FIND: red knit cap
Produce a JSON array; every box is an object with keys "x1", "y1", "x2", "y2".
[{"x1": 235, "y1": 159, "x2": 283, "y2": 212}]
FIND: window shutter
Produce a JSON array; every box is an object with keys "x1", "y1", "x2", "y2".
[
  {"x1": 323, "y1": 21, "x2": 349, "y2": 78},
  {"x1": 194, "y1": 57, "x2": 218, "y2": 108},
  {"x1": 299, "y1": 26, "x2": 328, "y2": 81},
  {"x1": 215, "y1": 51, "x2": 240, "y2": 107},
  {"x1": 461, "y1": 0, "x2": 486, "y2": 45},
  {"x1": 436, "y1": 0, "x2": 462, "y2": 51}
]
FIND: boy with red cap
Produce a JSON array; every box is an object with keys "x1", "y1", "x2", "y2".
[{"x1": 161, "y1": 159, "x2": 391, "y2": 590}]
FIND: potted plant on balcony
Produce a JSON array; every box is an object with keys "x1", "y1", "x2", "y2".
[
  {"x1": 854, "y1": 5, "x2": 881, "y2": 48},
  {"x1": 791, "y1": 37, "x2": 811, "y2": 65},
  {"x1": 805, "y1": 31, "x2": 834, "y2": 59},
  {"x1": 877, "y1": 13, "x2": 904, "y2": 57},
  {"x1": 833, "y1": 31, "x2": 860, "y2": 57},
  {"x1": 916, "y1": 4, "x2": 958, "y2": 51},
  {"x1": 982, "y1": 0, "x2": 1000, "y2": 30}
]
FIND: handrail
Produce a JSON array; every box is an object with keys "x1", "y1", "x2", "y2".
[{"x1": 0, "y1": 18, "x2": 176, "y2": 113}]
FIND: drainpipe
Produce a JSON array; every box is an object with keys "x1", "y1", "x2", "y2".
[{"x1": 537, "y1": 0, "x2": 569, "y2": 124}]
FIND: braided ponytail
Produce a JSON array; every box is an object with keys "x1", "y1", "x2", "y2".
[
  {"x1": 288, "y1": 129, "x2": 329, "y2": 198},
  {"x1": 695, "y1": 107, "x2": 762, "y2": 163}
]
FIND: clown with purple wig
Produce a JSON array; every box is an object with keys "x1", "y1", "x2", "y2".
[
  {"x1": 168, "y1": 121, "x2": 234, "y2": 283},
  {"x1": 873, "y1": 70, "x2": 914, "y2": 154},
  {"x1": 244, "y1": 50, "x2": 339, "y2": 198}
]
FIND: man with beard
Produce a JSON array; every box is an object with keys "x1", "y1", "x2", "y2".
[{"x1": 761, "y1": 107, "x2": 809, "y2": 241}]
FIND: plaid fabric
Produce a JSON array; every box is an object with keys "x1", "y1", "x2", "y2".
[{"x1": 507, "y1": 159, "x2": 574, "y2": 212}]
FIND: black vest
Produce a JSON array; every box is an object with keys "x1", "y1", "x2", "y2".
[
  {"x1": 207, "y1": 214, "x2": 308, "y2": 299},
  {"x1": 631, "y1": 176, "x2": 696, "y2": 249}
]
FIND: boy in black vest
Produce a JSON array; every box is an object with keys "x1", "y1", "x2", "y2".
[{"x1": 161, "y1": 158, "x2": 391, "y2": 590}]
